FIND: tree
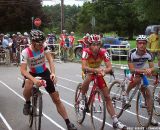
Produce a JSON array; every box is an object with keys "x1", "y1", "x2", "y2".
[{"x1": 0, "y1": 0, "x2": 44, "y2": 33}]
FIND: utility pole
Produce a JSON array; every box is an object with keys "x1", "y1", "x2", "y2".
[{"x1": 61, "y1": 0, "x2": 64, "y2": 33}]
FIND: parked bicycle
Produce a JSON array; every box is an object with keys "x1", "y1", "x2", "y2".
[
  {"x1": 109, "y1": 67, "x2": 153, "y2": 127},
  {"x1": 74, "y1": 72, "x2": 115, "y2": 130},
  {"x1": 28, "y1": 77, "x2": 46, "y2": 130}
]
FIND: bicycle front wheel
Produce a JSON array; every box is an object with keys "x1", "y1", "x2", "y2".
[
  {"x1": 153, "y1": 84, "x2": 160, "y2": 116},
  {"x1": 91, "y1": 89, "x2": 106, "y2": 130},
  {"x1": 33, "y1": 91, "x2": 43, "y2": 130},
  {"x1": 74, "y1": 83, "x2": 86, "y2": 124},
  {"x1": 136, "y1": 90, "x2": 152, "y2": 127},
  {"x1": 109, "y1": 80, "x2": 124, "y2": 118}
]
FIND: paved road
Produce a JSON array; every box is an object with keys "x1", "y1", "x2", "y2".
[{"x1": 0, "y1": 62, "x2": 160, "y2": 130}]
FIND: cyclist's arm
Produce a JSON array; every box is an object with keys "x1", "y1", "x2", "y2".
[
  {"x1": 128, "y1": 62, "x2": 145, "y2": 74},
  {"x1": 20, "y1": 63, "x2": 35, "y2": 82},
  {"x1": 104, "y1": 60, "x2": 112, "y2": 74},
  {"x1": 82, "y1": 60, "x2": 95, "y2": 73},
  {"x1": 45, "y1": 52, "x2": 55, "y2": 75}
]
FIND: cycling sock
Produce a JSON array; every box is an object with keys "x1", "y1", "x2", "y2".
[
  {"x1": 65, "y1": 119, "x2": 70, "y2": 125},
  {"x1": 112, "y1": 115, "x2": 118, "y2": 123},
  {"x1": 26, "y1": 101, "x2": 31, "y2": 104}
]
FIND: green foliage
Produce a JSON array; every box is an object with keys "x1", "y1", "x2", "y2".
[{"x1": 0, "y1": 0, "x2": 44, "y2": 33}]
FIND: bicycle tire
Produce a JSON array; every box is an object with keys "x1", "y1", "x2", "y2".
[
  {"x1": 29, "y1": 97, "x2": 34, "y2": 128},
  {"x1": 90, "y1": 88, "x2": 106, "y2": 130},
  {"x1": 33, "y1": 91, "x2": 43, "y2": 130},
  {"x1": 74, "y1": 83, "x2": 86, "y2": 124},
  {"x1": 109, "y1": 80, "x2": 125, "y2": 118},
  {"x1": 136, "y1": 90, "x2": 153, "y2": 127},
  {"x1": 153, "y1": 84, "x2": 160, "y2": 116}
]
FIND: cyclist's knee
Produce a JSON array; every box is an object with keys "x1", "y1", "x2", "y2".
[
  {"x1": 51, "y1": 91, "x2": 61, "y2": 105},
  {"x1": 24, "y1": 79, "x2": 33, "y2": 89},
  {"x1": 104, "y1": 94, "x2": 111, "y2": 102}
]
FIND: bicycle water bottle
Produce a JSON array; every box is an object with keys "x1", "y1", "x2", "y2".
[
  {"x1": 126, "y1": 69, "x2": 131, "y2": 80},
  {"x1": 142, "y1": 75, "x2": 149, "y2": 87}
]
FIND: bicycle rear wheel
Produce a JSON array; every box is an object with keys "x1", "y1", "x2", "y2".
[
  {"x1": 33, "y1": 91, "x2": 43, "y2": 130},
  {"x1": 109, "y1": 80, "x2": 124, "y2": 118},
  {"x1": 74, "y1": 83, "x2": 86, "y2": 124},
  {"x1": 136, "y1": 90, "x2": 152, "y2": 127},
  {"x1": 91, "y1": 88, "x2": 106, "y2": 130},
  {"x1": 153, "y1": 84, "x2": 160, "y2": 116}
]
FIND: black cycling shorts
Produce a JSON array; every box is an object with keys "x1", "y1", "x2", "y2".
[{"x1": 23, "y1": 68, "x2": 56, "y2": 94}]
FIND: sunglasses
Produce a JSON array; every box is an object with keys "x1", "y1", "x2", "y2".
[{"x1": 137, "y1": 41, "x2": 147, "y2": 45}]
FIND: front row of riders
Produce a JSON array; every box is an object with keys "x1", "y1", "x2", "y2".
[{"x1": 20, "y1": 29, "x2": 159, "y2": 130}]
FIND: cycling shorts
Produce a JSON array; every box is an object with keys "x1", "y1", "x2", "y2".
[
  {"x1": 23, "y1": 68, "x2": 56, "y2": 94},
  {"x1": 91, "y1": 75, "x2": 107, "y2": 89}
]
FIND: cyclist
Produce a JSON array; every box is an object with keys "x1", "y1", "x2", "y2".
[
  {"x1": 20, "y1": 29, "x2": 77, "y2": 130},
  {"x1": 81, "y1": 34, "x2": 127, "y2": 129},
  {"x1": 125, "y1": 35, "x2": 158, "y2": 126}
]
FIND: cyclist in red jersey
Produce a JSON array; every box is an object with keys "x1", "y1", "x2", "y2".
[{"x1": 81, "y1": 34, "x2": 127, "y2": 130}]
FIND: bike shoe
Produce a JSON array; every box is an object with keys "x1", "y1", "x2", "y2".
[
  {"x1": 151, "y1": 117, "x2": 158, "y2": 126},
  {"x1": 67, "y1": 122, "x2": 77, "y2": 130},
  {"x1": 113, "y1": 121, "x2": 127, "y2": 130},
  {"x1": 23, "y1": 103, "x2": 31, "y2": 115}
]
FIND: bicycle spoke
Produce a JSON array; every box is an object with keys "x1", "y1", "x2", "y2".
[
  {"x1": 91, "y1": 89, "x2": 106, "y2": 130},
  {"x1": 109, "y1": 80, "x2": 124, "y2": 117},
  {"x1": 153, "y1": 85, "x2": 160, "y2": 116},
  {"x1": 74, "y1": 83, "x2": 86, "y2": 124}
]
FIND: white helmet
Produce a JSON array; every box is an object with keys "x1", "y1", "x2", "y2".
[
  {"x1": 136, "y1": 35, "x2": 148, "y2": 42},
  {"x1": 24, "y1": 32, "x2": 28, "y2": 36}
]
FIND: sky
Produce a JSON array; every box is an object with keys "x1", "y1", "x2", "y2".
[{"x1": 42, "y1": 0, "x2": 88, "y2": 6}]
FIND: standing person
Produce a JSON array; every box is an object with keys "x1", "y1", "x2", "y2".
[
  {"x1": 59, "y1": 30, "x2": 67, "y2": 61},
  {"x1": 68, "y1": 31, "x2": 75, "y2": 61},
  {"x1": 81, "y1": 34, "x2": 127, "y2": 129},
  {"x1": 20, "y1": 29, "x2": 77, "y2": 130},
  {"x1": 148, "y1": 28, "x2": 160, "y2": 67},
  {"x1": 124, "y1": 35, "x2": 158, "y2": 126}
]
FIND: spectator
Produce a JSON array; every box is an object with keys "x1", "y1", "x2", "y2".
[
  {"x1": 148, "y1": 28, "x2": 160, "y2": 67},
  {"x1": 68, "y1": 31, "x2": 75, "y2": 60}
]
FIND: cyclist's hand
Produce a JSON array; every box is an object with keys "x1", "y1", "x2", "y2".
[
  {"x1": 95, "y1": 68, "x2": 105, "y2": 76},
  {"x1": 50, "y1": 73, "x2": 57, "y2": 84},
  {"x1": 33, "y1": 79, "x2": 43, "y2": 87}
]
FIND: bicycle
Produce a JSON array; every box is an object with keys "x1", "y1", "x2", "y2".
[
  {"x1": 28, "y1": 77, "x2": 46, "y2": 130},
  {"x1": 152, "y1": 67, "x2": 160, "y2": 116},
  {"x1": 109, "y1": 67, "x2": 153, "y2": 127},
  {"x1": 74, "y1": 72, "x2": 115, "y2": 130}
]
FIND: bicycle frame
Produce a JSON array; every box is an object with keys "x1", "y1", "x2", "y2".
[{"x1": 87, "y1": 76, "x2": 100, "y2": 108}]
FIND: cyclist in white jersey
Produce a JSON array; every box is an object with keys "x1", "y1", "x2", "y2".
[
  {"x1": 125, "y1": 35, "x2": 158, "y2": 126},
  {"x1": 20, "y1": 29, "x2": 77, "y2": 130}
]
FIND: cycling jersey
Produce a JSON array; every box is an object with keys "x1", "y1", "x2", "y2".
[
  {"x1": 21, "y1": 46, "x2": 50, "y2": 74},
  {"x1": 82, "y1": 48, "x2": 110, "y2": 68},
  {"x1": 128, "y1": 48, "x2": 153, "y2": 69}
]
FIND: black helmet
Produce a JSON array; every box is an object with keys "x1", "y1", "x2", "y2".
[{"x1": 30, "y1": 29, "x2": 45, "y2": 43}]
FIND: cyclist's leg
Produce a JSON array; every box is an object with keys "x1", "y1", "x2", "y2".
[
  {"x1": 140, "y1": 87, "x2": 152, "y2": 112},
  {"x1": 97, "y1": 76, "x2": 127, "y2": 129},
  {"x1": 42, "y1": 69, "x2": 77, "y2": 130},
  {"x1": 23, "y1": 78, "x2": 34, "y2": 115},
  {"x1": 126, "y1": 75, "x2": 141, "y2": 96},
  {"x1": 97, "y1": 76, "x2": 116, "y2": 117},
  {"x1": 23, "y1": 79, "x2": 33, "y2": 101},
  {"x1": 81, "y1": 74, "x2": 92, "y2": 95}
]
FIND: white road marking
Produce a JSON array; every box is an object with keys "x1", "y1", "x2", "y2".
[
  {"x1": 0, "y1": 113, "x2": 13, "y2": 130},
  {"x1": 0, "y1": 80, "x2": 66, "y2": 130}
]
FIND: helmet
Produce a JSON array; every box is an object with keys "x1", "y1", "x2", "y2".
[
  {"x1": 30, "y1": 29, "x2": 45, "y2": 43},
  {"x1": 24, "y1": 32, "x2": 28, "y2": 36},
  {"x1": 136, "y1": 35, "x2": 148, "y2": 42},
  {"x1": 62, "y1": 30, "x2": 66, "y2": 33},
  {"x1": 86, "y1": 33, "x2": 90, "y2": 37},
  {"x1": 71, "y1": 31, "x2": 74, "y2": 35},
  {"x1": 88, "y1": 34, "x2": 101, "y2": 45}
]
